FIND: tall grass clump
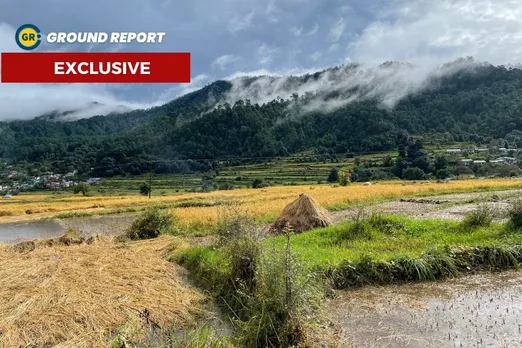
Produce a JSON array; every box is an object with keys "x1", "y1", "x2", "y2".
[
  {"x1": 460, "y1": 204, "x2": 496, "y2": 231},
  {"x1": 232, "y1": 226, "x2": 323, "y2": 347},
  {"x1": 170, "y1": 326, "x2": 233, "y2": 348},
  {"x1": 175, "y1": 210, "x2": 324, "y2": 347},
  {"x1": 507, "y1": 199, "x2": 522, "y2": 231},
  {"x1": 126, "y1": 207, "x2": 174, "y2": 240}
]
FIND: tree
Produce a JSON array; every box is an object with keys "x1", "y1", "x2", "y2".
[
  {"x1": 73, "y1": 182, "x2": 90, "y2": 196},
  {"x1": 327, "y1": 167, "x2": 339, "y2": 183},
  {"x1": 139, "y1": 182, "x2": 151, "y2": 196},
  {"x1": 252, "y1": 178, "x2": 266, "y2": 188},
  {"x1": 402, "y1": 167, "x2": 427, "y2": 180},
  {"x1": 434, "y1": 156, "x2": 448, "y2": 171}
]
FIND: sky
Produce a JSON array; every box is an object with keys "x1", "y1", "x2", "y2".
[{"x1": 1, "y1": 0, "x2": 522, "y2": 120}]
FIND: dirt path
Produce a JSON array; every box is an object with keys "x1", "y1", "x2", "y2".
[{"x1": 330, "y1": 189, "x2": 521, "y2": 223}]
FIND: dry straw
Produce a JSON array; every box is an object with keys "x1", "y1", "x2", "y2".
[
  {"x1": 271, "y1": 193, "x2": 332, "y2": 234},
  {"x1": 0, "y1": 235, "x2": 205, "y2": 347}
]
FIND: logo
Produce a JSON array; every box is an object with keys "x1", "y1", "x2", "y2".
[{"x1": 15, "y1": 24, "x2": 41, "y2": 50}]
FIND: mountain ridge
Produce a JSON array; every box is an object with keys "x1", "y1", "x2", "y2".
[{"x1": 1, "y1": 59, "x2": 522, "y2": 177}]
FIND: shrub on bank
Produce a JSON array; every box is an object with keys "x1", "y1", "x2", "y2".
[
  {"x1": 126, "y1": 207, "x2": 173, "y2": 240},
  {"x1": 507, "y1": 199, "x2": 522, "y2": 231},
  {"x1": 460, "y1": 204, "x2": 495, "y2": 231},
  {"x1": 174, "y1": 213, "x2": 323, "y2": 348}
]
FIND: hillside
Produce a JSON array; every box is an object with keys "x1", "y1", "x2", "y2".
[{"x1": 1, "y1": 60, "x2": 522, "y2": 177}]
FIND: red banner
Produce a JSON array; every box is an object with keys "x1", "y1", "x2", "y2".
[{"x1": 1, "y1": 52, "x2": 191, "y2": 83}]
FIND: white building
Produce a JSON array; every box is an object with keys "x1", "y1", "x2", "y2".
[
  {"x1": 460, "y1": 159, "x2": 474, "y2": 167},
  {"x1": 447, "y1": 149, "x2": 462, "y2": 156},
  {"x1": 497, "y1": 157, "x2": 517, "y2": 165}
]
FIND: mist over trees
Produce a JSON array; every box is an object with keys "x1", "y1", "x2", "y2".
[{"x1": 1, "y1": 61, "x2": 522, "y2": 177}]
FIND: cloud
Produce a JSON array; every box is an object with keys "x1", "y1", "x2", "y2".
[
  {"x1": 257, "y1": 43, "x2": 279, "y2": 65},
  {"x1": 329, "y1": 17, "x2": 345, "y2": 42},
  {"x1": 348, "y1": 0, "x2": 522, "y2": 67},
  {"x1": 223, "y1": 60, "x2": 483, "y2": 115},
  {"x1": 305, "y1": 24, "x2": 319, "y2": 36},
  {"x1": 228, "y1": 11, "x2": 255, "y2": 33},
  {"x1": 309, "y1": 51, "x2": 322, "y2": 62},
  {"x1": 211, "y1": 54, "x2": 241, "y2": 71},
  {"x1": 159, "y1": 74, "x2": 211, "y2": 100},
  {"x1": 3, "y1": 0, "x2": 522, "y2": 121},
  {"x1": 289, "y1": 26, "x2": 304, "y2": 37},
  {"x1": 290, "y1": 23, "x2": 318, "y2": 37},
  {"x1": 0, "y1": 22, "x2": 152, "y2": 121}
]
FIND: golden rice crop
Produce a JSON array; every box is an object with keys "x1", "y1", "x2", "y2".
[{"x1": 2, "y1": 179, "x2": 522, "y2": 227}]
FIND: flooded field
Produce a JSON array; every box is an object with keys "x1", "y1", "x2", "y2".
[
  {"x1": 329, "y1": 271, "x2": 522, "y2": 347},
  {"x1": 0, "y1": 214, "x2": 136, "y2": 243}
]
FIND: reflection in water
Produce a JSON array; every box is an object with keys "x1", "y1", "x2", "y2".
[
  {"x1": 330, "y1": 271, "x2": 522, "y2": 348},
  {"x1": 0, "y1": 214, "x2": 137, "y2": 243}
]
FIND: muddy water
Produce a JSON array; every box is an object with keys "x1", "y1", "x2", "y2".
[
  {"x1": 0, "y1": 214, "x2": 137, "y2": 243},
  {"x1": 329, "y1": 271, "x2": 522, "y2": 348}
]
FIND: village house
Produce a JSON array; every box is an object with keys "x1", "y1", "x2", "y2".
[
  {"x1": 459, "y1": 159, "x2": 474, "y2": 167},
  {"x1": 447, "y1": 149, "x2": 462, "y2": 156},
  {"x1": 497, "y1": 157, "x2": 517, "y2": 165}
]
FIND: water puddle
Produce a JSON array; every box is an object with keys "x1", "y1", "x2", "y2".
[{"x1": 329, "y1": 271, "x2": 522, "y2": 347}]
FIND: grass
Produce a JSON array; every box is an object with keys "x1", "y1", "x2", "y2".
[
  {"x1": 173, "y1": 213, "x2": 327, "y2": 347},
  {"x1": 176, "y1": 213, "x2": 522, "y2": 294},
  {"x1": 0, "y1": 235, "x2": 206, "y2": 347}
]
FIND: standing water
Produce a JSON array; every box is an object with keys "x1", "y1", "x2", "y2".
[{"x1": 329, "y1": 271, "x2": 522, "y2": 347}]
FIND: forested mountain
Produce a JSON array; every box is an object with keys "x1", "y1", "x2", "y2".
[{"x1": 1, "y1": 60, "x2": 522, "y2": 177}]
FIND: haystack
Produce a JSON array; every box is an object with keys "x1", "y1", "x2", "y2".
[{"x1": 271, "y1": 193, "x2": 332, "y2": 234}]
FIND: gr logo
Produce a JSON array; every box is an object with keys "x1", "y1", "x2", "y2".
[{"x1": 15, "y1": 24, "x2": 41, "y2": 50}]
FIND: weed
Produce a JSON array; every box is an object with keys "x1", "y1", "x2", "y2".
[
  {"x1": 126, "y1": 207, "x2": 174, "y2": 240},
  {"x1": 507, "y1": 199, "x2": 522, "y2": 231},
  {"x1": 170, "y1": 326, "x2": 233, "y2": 348},
  {"x1": 460, "y1": 204, "x2": 496, "y2": 231}
]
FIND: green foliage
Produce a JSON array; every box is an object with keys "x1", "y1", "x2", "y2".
[
  {"x1": 126, "y1": 207, "x2": 173, "y2": 240},
  {"x1": 170, "y1": 326, "x2": 233, "y2": 348},
  {"x1": 175, "y1": 212, "x2": 322, "y2": 348},
  {"x1": 251, "y1": 178, "x2": 266, "y2": 189},
  {"x1": 507, "y1": 199, "x2": 522, "y2": 231},
  {"x1": 460, "y1": 204, "x2": 495, "y2": 231},
  {"x1": 139, "y1": 182, "x2": 151, "y2": 196},
  {"x1": 264, "y1": 215, "x2": 522, "y2": 288},
  {"x1": 327, "y1": 167, "x2": 339, "y2": 183},
  {"x1": 218, "y1": 182, "x2": 234, "y2": 190},
  {"x1": 402, "y1": 167, "x2": 427, "y2": 180},
  {"x1": 73, "y1": 182, "x2": 90, "y2": 196},
  {"x1": 3, "y1": 62, "x2": 522, "y2": 177}
]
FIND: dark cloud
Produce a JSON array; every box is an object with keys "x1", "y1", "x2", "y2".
[{"x1": 1, "y1": 0, "x2": 522, "y2": 120}]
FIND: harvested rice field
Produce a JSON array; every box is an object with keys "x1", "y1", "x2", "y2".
[
  {"x1": 1, "y1": 179, "x2": 522, "y2": 227},
  {"x1": 0, "y1": 235, "x2": 208, "y2": 347}
]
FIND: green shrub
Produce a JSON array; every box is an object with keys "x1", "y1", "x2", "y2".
[
  {"x1": 126, "y1": 207, "x2": 173, "y2": 240},
  {"x1": 507, "y1": 199, "x2": 522, "y2": 231},
  {"x1": 252, "y1": 178, "x2": 266, "y2": 189},
  {"x1": 171, "y1": 326, "x2": 233, "y2": 348},
  {"x1": 175, "y1": 213, "x2": 322, "y2": 348},
  {"x1": 460, "y1": 204, "x2": 495, "y2": 230},
  {"x1": 233, "y1": 228, "x2": 323, "y2": 348}
]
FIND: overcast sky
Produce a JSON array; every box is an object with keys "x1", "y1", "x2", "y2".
[{"x1": 1, "y1": 0, "x2": 522, "y2": 120}]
